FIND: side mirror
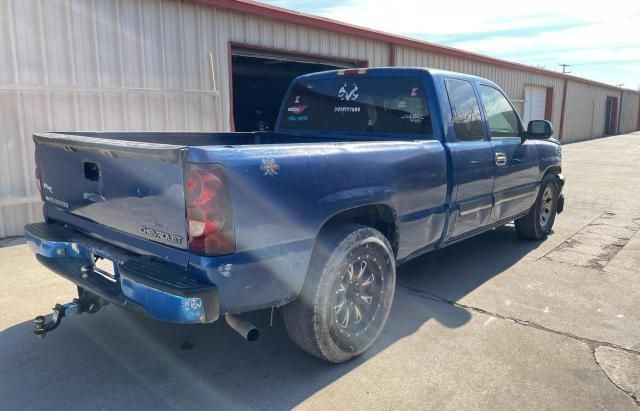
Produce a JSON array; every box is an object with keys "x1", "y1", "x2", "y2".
[{"x1": 525, "y1": 120, "x2": 554, "y2": 140}]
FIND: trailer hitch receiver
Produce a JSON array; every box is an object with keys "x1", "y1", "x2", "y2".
[{"x1": 33, "y1": 288, "x2": 107, "y2": 338}]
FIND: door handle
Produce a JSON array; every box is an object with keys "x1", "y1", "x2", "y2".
[{"x1": 495, "y1": 152, "x2": 507, "y2": 166}]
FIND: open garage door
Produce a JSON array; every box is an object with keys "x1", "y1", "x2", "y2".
[
  {"x1": 604, "y1": 96, "x2": 619, "y2": 136},
  {"x1": 231, "y1": 47, "x2": 362, "y2": 131}
]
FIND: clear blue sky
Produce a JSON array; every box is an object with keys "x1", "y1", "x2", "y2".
[{"x1": 262, "y1": 0, "x2": 640, "y2": 90}]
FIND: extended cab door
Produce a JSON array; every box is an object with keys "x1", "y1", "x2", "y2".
[
  {"x1": 443, "y1": 78, "x2": 495, "y2": 238},
  {"x1": 476, "y1": 84, "x2": 539, "y2": 223}
]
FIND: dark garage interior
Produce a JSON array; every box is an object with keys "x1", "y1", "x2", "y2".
[
  {"x1": 231, "y1": 53, "x2": 345, "y2": 131},
  {"x1": 604, "y1": 96, "x2": 619, "y2": 136}
]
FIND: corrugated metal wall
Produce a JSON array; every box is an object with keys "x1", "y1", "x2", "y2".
[
  {"x1": 561, "y1": 81, "x2": 621, "y2": 143},
  {"x1": 620, "y1": 92, "x2": 639, "y2": 134},
  {"x1": 0, "y1": 0, "x2": 638, "y2": 237},
  {"x1": 0, "y1": 0, "x2": 223, "y2": 237}
]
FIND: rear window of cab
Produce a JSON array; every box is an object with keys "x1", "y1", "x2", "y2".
[{"x1": 279, "y1": 76, "x2": 433, "y2": 136}]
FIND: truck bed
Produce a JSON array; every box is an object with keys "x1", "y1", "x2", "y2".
[
  {"x1": 34, "y1": 129, "x2": 449, "y2": 312},
  {"x1": 58, "y1": 131, "x2": 377, "y2": 146}
]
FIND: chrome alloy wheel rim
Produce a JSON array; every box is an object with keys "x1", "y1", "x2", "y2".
[
  {"x1": 332, "y1": 255, "x2": 383, "y2": 335},
  {"x1": 539, "y1": 186, "x2": 555, "y2": 229}
]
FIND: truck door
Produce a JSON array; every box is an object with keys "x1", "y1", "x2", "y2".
[
  {"x1": 443, "y1": 78, "x2": 495, "y2": 238},
  {"x1": 477, "y1": 84, "x2": 539, "y2": 223}
]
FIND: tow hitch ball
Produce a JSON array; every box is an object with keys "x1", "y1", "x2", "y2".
[{"x1": 33, "y1": 288, "x2": 106, "y2": 338}]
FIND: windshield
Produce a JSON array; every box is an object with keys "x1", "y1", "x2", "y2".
[{"x1": 278, "y1": 76, "x2": 433, "y2": 136}]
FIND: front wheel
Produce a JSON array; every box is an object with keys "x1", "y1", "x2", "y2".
[
  {"x1": 515, "y1": 174, "x2": 559, "y2": 240},
  {"x1": 283, "y1": 224, "x2": 396, "y2": 363}
]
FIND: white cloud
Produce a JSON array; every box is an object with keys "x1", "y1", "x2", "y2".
[
  {"x1": 289, "y1": 0, "x2": 640, "y2": 35},
  {"x1": 454, "y1": 22, "x2": 639, "y2": 55},
  {"x1": 263, "y1": 0, "x2": 640, "y2": 87}
]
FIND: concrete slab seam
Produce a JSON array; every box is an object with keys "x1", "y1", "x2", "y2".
[
  {"x1": 537, "y1": 211, "x2": 605, "y2": 261},
  {"x1": 400, "y1": 284, "x2": 640, "y2": 356},
  {"x1": 592, "y1": 349, "x2": 640, "y2": 407},
  {"x1": 400, "y1": 284, "x2": 640, "y2": 405}
]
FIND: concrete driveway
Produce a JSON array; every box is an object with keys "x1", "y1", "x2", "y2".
[{"x1": 1, "y1": 133, "x2": 639, "y2": 410}]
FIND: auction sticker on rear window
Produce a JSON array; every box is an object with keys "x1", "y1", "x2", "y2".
[
  {"x1": 287, "y1": 114, "x2": 309, "y2": 122},
  {"x1": 287, "y1": 105, "x2": 308, "y2": 114},
  {"x1": 287, "y1": 95, "x2": 310, "y2": 120}
]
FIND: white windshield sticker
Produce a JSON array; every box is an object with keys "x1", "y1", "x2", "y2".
[
  {"x1": 401, "y1": 113, "x2": 425, "y2": 123},
  {"x1": 334, "y1": 106, "x2": 361, "y2": 113},
  {"x1": 338, "y1": 82, "x2": 359, "y2": 101}
]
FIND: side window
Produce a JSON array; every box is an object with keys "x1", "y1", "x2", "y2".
[
  {"x1": 444, "y1": 78, "x2": 484, "y2": 141},
  {"x1": 478, "y1": 85, "x2": 522, "y2": 138}
]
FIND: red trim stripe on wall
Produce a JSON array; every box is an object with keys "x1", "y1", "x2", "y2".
[
  {"x1": 558, "y1": 79, "x2": 568, "y2": 140},
  {"x1": 637, "y1": 96, "x2": 640, "y2": 131},
  {"x1": 389, "y1": 43, "x2": 397, "y2": 66},
  {"x1": 617, "y1": 91, "x2": 624, "y2": 134},
  {"x1": 544, "y1": 87, "x2": 554, "y2": 121}
]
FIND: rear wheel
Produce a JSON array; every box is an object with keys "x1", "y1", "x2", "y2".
[
  {"x1": 515, "y1": 174, "x2": 559, "y2": 240},
  {"x1": 283, "y1": 224, "x2": 396, "y2": 363}
]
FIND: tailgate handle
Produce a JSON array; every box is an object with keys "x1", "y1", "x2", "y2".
[{"x1": 84, "y1": 162, "x2": 100, "y2": 181}]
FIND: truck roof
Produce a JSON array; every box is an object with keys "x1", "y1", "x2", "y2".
[{"x1": 295, "y1": 66, "x2": 498, "y2": 87}]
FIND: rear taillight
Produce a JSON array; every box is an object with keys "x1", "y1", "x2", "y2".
[{"x1": 185, "y1": 163, "x2": 235, "y2": 255}]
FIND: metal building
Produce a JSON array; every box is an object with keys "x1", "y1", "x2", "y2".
[{"x1": 1, "y1": 0, "x2": 639, "y2": 237}]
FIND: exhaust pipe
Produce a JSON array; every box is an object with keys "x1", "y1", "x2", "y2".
[{"x1": 225, "y1": 313, "x2": 259, "y2": 341}]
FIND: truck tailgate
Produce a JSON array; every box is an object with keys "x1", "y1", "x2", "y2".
[{"x1": 34, "y1": 132, "x2": 189, "y2": 250}]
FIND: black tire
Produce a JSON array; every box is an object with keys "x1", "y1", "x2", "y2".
[
  {"x1": 283, "y1": 224, "x2": 396, "y2": 363},
  {"x1": 515, "y1": 174, "x2": 559, "y2": 240}
]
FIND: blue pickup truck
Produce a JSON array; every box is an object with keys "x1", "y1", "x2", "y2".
[{"x1": 26, "y1": 67, "x2": 564, "y2": 363}]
